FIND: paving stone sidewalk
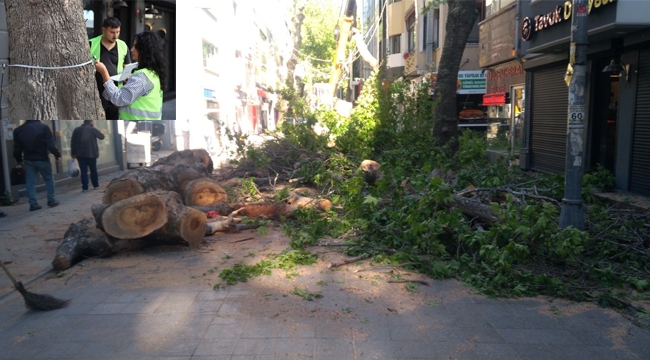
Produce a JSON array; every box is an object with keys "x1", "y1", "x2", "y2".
[{"x1": 0, "y1": 169, "x2": 649, "y2": 359}]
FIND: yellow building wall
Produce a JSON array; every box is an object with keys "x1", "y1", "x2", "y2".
[{"x1": 387, "y1": 2, "x2": 405, "y2": 36}]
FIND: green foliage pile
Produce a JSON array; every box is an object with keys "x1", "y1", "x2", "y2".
[
  {"x1": 215, "y1": 250, "x2": 317, "y2": 288},
  {"x1": 233, "y1": 69, "x2": 650, "y2": 318}
]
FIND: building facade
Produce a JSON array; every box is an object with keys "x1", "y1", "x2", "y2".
[
  {"x1": 177, "y1": 0, "x2": 292, "y2": 154},
  {"x1": 479, "y1": 0, "x2": 527, "y2": 162},
  {"x1": 519, "y1": 0, "x2": 650, "y2": 196}
]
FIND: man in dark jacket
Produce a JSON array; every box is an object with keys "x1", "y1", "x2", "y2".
[
  {"x1": 13, "y1": 121, "x2": 62, "y2": 211},
  {"x1": 71, "y1": 120, "x2": 105, "y2": 192}
]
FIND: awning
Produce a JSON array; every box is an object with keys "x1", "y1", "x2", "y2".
[{"x1": 483, "y1": 92, "x2": 507, "y2": 106}]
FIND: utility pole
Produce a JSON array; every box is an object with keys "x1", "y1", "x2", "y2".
[{"x1": 559, "y1": 0, "x2": 589, "y2": 230}]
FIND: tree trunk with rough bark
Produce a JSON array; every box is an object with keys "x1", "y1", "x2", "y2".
[
  {"x1": 102, "y1": 168, "x2": 177, "y2": 205},
  {"x1": 152, "y1": 149, "x2": 214, "y2": 174},
  {"x1": 52, "y1": 218, "x2": 114, "y2": 271},
  {"x1": 432, "y1": 0, "x2": 479, "y2": 155},
  {"x1": 4, "y1": 0, "x2": 105, "y2": 119}
]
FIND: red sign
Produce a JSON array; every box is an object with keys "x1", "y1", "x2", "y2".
[
  {"x1": 576, "y1": 5, "x2": 587, "y2": 16},
  {"x1": 483, "y1": 92, "x2": 507, "y2": 106}
]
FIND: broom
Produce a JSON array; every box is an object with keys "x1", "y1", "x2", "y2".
[{"x1": 0, "y1": 258, "x2": 70, "y2": 311}]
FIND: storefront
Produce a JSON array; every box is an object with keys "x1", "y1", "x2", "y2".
[
  {"x1": 484, "y1": 61, "x2": 526, "y2": 162},
  {"x1": 478, "y1": 2, "x2": 526, "y2": 162},
  {"x1": 520, "y1": 0, "x2": 650, "y2": 195},
  {"x1": 427, "y1": 71, "x2": 487, "y2": 131},
  {"x1": 1, "y1": 120, "x2": 123, "y2": 200}
]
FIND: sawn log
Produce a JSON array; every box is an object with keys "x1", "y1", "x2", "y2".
[{"x1": 102, "y1": 167, "x2": 177, "y2": 205}]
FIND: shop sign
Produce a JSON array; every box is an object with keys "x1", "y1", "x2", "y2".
[
  {"x1": 521, "y1": 0, "x2": 616, "y2": 41},
  {"x1": 457, "y1": 71, "x2": 486, "y2": 94},
  {"x1": 483, "y1": 92, "x2": 507, "y2": 106},
  {"x1": 203, "y1": 88, "x2": 216, "y2": 99},
  {"x1": 486, "y1": 62, "x2": 525, "y2": 94}
]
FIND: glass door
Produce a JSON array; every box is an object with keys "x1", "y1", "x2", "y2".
[{"x1": 511, "y1": 86, "x2": 525, "y2": 158}]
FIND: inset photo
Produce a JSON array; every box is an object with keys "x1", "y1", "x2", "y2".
[{"x1": 0, "y1": 0, "x2": 176, "y2": 120}]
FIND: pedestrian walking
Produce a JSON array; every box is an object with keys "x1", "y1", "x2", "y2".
[
  {"x1": 95, "y1": 31, "x2": 167, "y2": 120},
  {"x1": 71, "y1": 120, "x2": 106, "y2": 192},
  {"x1": 12, "y1": 121, "x2": 61, "y2": 211},
  {"x1": 89, "y1": 17, "x2": 132, "y2": 120}
]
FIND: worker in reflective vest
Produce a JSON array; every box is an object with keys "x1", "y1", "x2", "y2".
[
  {"x1": 89, "y1": 17, "x2": 131, "y2": 120},
  {"x1": 95, "y1": 31, "x2": 167, "y2": 120}
]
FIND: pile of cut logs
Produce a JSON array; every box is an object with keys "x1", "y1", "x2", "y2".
[{"x1": 52, "y1": 149, "x2": 331, "y2": 271}]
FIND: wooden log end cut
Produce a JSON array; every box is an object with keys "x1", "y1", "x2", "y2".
[
  {"x1": 102, "y1": 194, "x2": 169, "y2": 239},
  {"x1": 102, "y1": 179, "x2": 145, "y2": 205},
  {"x1": 179, "y1": 208, "x2": 208, "y2": 247},
  {"x1": 184, "y1": 179, "x2": 228, "y2": 207}
]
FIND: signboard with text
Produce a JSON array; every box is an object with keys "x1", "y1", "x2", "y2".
[{"x1": 457, "y1": 71, "x2": 487, "y2": 94}]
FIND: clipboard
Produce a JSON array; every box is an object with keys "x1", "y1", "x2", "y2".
[{"x1": 110, "y1": 62, "x2": 139, "y2": 82}]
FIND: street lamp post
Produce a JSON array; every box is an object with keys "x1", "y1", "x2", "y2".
[{"x1": 559, "y1": 0, "x2": 589, "y2": 230}]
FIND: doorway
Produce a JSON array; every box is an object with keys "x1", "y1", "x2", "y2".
[{"x1": 591, "y1": 58, "x2": 619, "y2": 174}]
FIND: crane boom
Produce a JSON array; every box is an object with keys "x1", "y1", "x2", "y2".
[{"x1": 329, "y1": 0, "x2": 356, "y2": 98}]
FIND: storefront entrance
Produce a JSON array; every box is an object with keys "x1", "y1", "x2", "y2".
[{"x1": 590, "y1": 58, "x2": 619, "y2": 174}]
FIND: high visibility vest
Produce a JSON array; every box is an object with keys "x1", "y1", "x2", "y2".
[
  {"x1": 89, "y1": 35, "x2": 128, "y2": 73},
  {"x1": 119, "y1": 69, "x2": 163, "y2": 120}
]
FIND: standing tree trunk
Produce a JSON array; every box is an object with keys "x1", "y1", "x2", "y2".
[
  {"x1": 4, "y1": 0, "x2": 105, "y2": 119},
  {"x1": 432, "y1": 1, "x2": 479, "y2": 155}
]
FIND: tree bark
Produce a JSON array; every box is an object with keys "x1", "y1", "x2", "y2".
[
  {"x1": 167, "y1": 162, "x2": 211, "y2": 193},
  {"x1": 152, "y1": 149, "x2": 214, "y2": 174},
  {"x1": 432, "y1": 0, "x2": 479, "y2": 155},
  {"x1": 4, "y1": 0, "x2": 105, "y2": 119},
  {"x1": 52, "y1": 218, "x2": 114, "y2": 271},
  {"x1": 351, "y1": 28, "x2": 378, "y2": 71},
  {"x1": 102, "y1": 168, "x2": 177, "y2": 205}
]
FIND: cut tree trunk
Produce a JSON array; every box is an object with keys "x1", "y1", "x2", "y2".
[
  {"x1": 146, "y1": 191, "x2": 207, "y2": 247},
  {"x1": 152, "y1": 149, "x2": 214, "y2": 174},
  {"x1": 168, "y1": 163, "x2": 211, "y2": 192},
  {"x1": 4, "y1": 0, "x2": 105, "y2": 119},
  {"x1": 94, "y1": 192, "x2": 170, "y2": 239},
  {"x1": 231, "y1": 194, "x2": 331, "y2": 220},
  {"x1": 102, "y1": 168, "x2": 177, "y2": 205},
  {"x1": 52, "y1": 218, "x2": 115, "y2": 271},
  {"x1": 182, "y1": 178, "x2": 228, "y2": 207}
]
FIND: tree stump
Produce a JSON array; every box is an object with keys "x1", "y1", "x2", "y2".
[
  {"x1": 182, "y1": 178, "x2": 228, "y2": 207},
  {"x1": 152, "y1": 149, "x2": 214, "y2": 174},
  {"x1": 52, "y1": 218, "x2": 114, "y2": 271},
  {"x1": 102, "y1": 167, "x2": 177, "y2": 205}
]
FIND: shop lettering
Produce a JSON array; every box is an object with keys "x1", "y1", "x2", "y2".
[
  {"x1": 522, "y1": 0, "x2": 615, "y2": 41},
  {"x1": 487, "y1": 64, "x2": 524, "y2": 81}
]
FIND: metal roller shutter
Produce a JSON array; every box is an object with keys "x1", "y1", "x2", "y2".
[
  {"x1": 530, "y1": 66, "x2": 569, "y2": 173},
  {"x1": 630, "y1": 50, "x2": 650, "y2": 195}
]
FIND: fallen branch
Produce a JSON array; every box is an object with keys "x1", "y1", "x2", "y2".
[
  {"x1": 387, "y1": 280, "x2": 430, "y2": 286},
  {"x1": 231, "y1": 237, "x2": 256, "y2": 243},
  {"x1": 328, "y1": 254, "x2": 371, "y2": 268}
]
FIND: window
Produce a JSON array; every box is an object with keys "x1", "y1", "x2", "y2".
[
  {"x1": 202, "y1": 40, "x2": 219, "y2": 72},
  {"x1": 486, "y1": 0, "x2": 516, "y2": 18},
  {"x1": 389, "y1": 35, "x2": 400, "y2": 54},
  {"x1": 467, "y1": 2, "x2": 483, "y2": 44},
  {"x1": 422, "y1": 14, "x2": 427, "y2": 51},
  {"x1": 406, "y1": 13, "x2": 415, "y2": 53}
]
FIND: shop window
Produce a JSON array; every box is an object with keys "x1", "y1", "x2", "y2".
[{"x1": 389, "y1": 35, "x2": 401, "y2": 54}]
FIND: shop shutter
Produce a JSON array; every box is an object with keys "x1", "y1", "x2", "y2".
[
  {"x1": 530, "y1": 65, "x2": 569, "y2": 173},
  {"x1": 630, "y1": 50, "x2": 650, "y2": 195}
]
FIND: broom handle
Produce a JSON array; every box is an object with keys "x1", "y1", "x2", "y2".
[{"x1": 0, "y1": 259, "x2": 19, "y2": 287}]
